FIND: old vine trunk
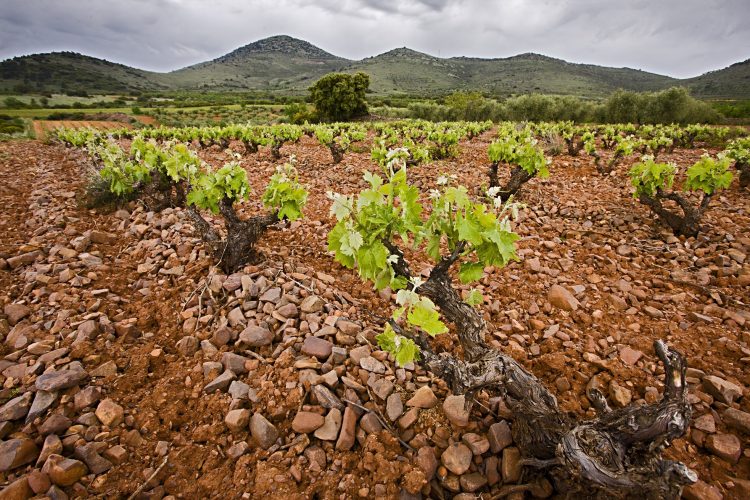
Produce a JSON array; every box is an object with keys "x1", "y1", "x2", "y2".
[{"x1": 389, "y1": 249, "x2": 696, "y2": 498}]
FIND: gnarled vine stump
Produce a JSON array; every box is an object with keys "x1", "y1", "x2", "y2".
[
  {"x1": 387, "y1": 247, "x2": 696, "y2": 498},
  {"x1": 637, "y1": 189, "x2": 711, "y2": 238},
  {"x1": 188, "y1": 197, "x2": 278, "y2": 273},
  {"x1": 488, "y1": 162, "x2": 534, "y2": 202}
]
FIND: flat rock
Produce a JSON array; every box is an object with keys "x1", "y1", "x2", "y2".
[
  {"x1": 723, "y1": 408, "x2": 750, "y2": 434},
  {"x1": 4, "y1": 303, "x2": 30, "y2": 325},
  {"x1": 314, "y1": 408, "x2": 342, "y2": 441},
  {"x1": 95, "y1": 399, "x2": 124, "y2": 427},
  {"x1": 502, "y1": 447, "x2": 522, "y2": 483},
  {"x1": 292, "y1": 411, "x2": 325, "y2": 433},
  {"x1": 416, "y1": 446, "x2": 437, "y2": 481},
  {"x1": 301, "y1": 336, "x2": 333, "y2": 360},
  {"x1": 35, "y1": 364, "x2": 88, "y2": 391},
  {"x1": 386, "y1": 393, "x2": 404, "y2": 421},
  {"x1": 0, "y1": 477, "x2": 32, "y2": 499},
  {"x1": 335, "y1": 407, "x2": 357, "y2": 451},
  {"x1": 705, "y1": 433, "x2": 742, "y2": 464},
  {"x1": 547, "y1": 285, "x2": 579, "y2": 311},
  {"x1": 488, "y1": 421, "x2": 513, "y2": 453},
  {"x1": 441, "y1": 443, "x2": 472, "y2": 475},
  {"x1": 312, "y1": 384, "x2": 344, "y2": 411},
  {"x1": 221, "y1": 352, "x2": 250, "y2": 375},
  {"x1": 407, "y1": 386, "x2": 438, "y2": 409},
  {"x1": 702, "y1": 375, "x2": 743, "y2": 404},
  {"x1": 0, "y1": 392, "x2": 33, "y2": 422},
  {"x1": 443, "y1": 394, "x2": 469, "y2": 427},
  {"x1": 44, "y1": 454, "x2": 88, "y2": 486},
  {"x1": 359, "y1": 356, "x2": 386, "y2": 374},
  {"x1": 225, "y1": 409, "x2": 250, "y2": 433},
  {"x1": 203, "y1": 370, "x2": 236, "y2": 394},
  {"x1": 74, "y1": 443, "x2": 112, "y2": 474},
  {"x1": 239, "y1": 325, "x2": 273, "y2": 347},
  {"x1": 619, "y1": 346, "x2": 643, "y2": 366},
  {"x1": 250, "y1": 413, "x2": 278, "y2": 450},
  {"x1": 0, "y1": 438, "x2": 38, "y2": 471},
  {"x1": 301, "y1": 295, "x2": 325, "y2": 314},
  {"x1": 26, "y1": 391, "x2": 58, "y2": 423}
]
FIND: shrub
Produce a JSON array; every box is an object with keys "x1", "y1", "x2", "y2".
[{"x1": 309, "y1": 72, "x2": 370, "y2": 122}]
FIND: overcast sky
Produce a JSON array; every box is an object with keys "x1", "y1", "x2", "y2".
[{"x1": 1, "y1": 0, "x2": 747, "y2": 78}]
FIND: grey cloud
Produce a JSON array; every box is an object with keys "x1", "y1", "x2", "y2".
[{"x1": 0, "y1": 0, "x2": 747, "y2": 78}]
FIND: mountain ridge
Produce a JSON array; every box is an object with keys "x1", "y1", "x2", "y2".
[{"x1": 0, "y1": 35, "x2": 747, "y2": 98}]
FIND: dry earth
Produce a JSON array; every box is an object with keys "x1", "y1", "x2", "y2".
[{"x1": 0, "y1": 132, "x2": 749, "y2": 499}]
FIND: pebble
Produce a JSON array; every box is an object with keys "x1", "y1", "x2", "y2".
[
  {"x1": 547, "y1": 284, "x2": 579, "y2": 311},
  {"x1": 406, "y1": 386, "x2": 438, "y2": 409},
  {"x1": 250, "y1": 413, "x2": 278, "y2": 450},
  {"x1": 441, "y1": 443, "x2": 472, "y2": 475}
]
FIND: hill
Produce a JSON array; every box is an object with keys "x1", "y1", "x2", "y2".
[{"x1": 0, "y1": 36, "x2": 747, "y2": 98}]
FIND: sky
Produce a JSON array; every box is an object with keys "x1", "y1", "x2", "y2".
[{"x1": 0, "y1": 0, "x2": 748, "y2": 78}]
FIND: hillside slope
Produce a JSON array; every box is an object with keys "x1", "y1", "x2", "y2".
[{"x1": 0, "y1": 36, "x2": 747, "y2": 98}]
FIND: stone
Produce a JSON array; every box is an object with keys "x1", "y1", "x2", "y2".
[
  {"x1": 359, "y1": 413, "x2": 383, "y2": 434},
  {"x1": 301, "y1": 295, "x2": 324, "y2": 313},
  {"x1": 702, "y1": 375, "x2": 743, "y2": 405},
  {"x1": 416, "y1": 446, "x2": 437, "y2": 481},
  {"x1": 336, "y1": 407, "x2": 357, "y2": 451},
  {"x1": 103, "y1": 445, "x2": 127, "y2": 465},
  {"x1": 359, "y1": 356, "x2": 386, "y2": 374},
  {"x1": 90, "y1": 360, "x2": 117, "y2": 378},
  {"x1": 488, "y1": 421, "x2": 513, "y2": 453},
  {"x1": 682, "y1": 480, "x2": 723, "y2": 500},
  {"x1": 227, "y1": 441, "x2": 249, "y2": 459},
  {"x1": 723, "y1": 408, "x2": 750, "y2": 434},
  {"x1": 312, "y1": 384, "x2": 344, "y2": 411},
  {"x1": 0, "y1": 438, "x2": 38, "y2": 471},
  {"x1": 37, "y1": 434, "x2": 62, "y2": 467},
  {"x1": 441, "y1": 443, "x2": 472, "y2": 475},
  {"x1": 203, "y1": 370, "x2": 236, "y2": 394},
  {"x1": 259, "y1": 287, "x2": 281, "y2": 303},
  {"x1": 77, "y1": 319, "x2": 99, "y2": 340},
  {"x1": 443, "y1": 395, "x2": 469, "y2": 427},
  {"x1": 619, "y1": 346, "x2": 643, "y2": 366},
  {"x1": 225, "y1": 409, "x2": 250, "y2": 433},
  {"x1": 35, "y1": 364, "x2": 88, "y2": 391},
  {"x1": 460, "y1": 473, "x2": 488, "y2": 493},
  {"x1": 407, "y1": 386, "x2": 438, "y2": 409},
  {"x1": 26, "y1": 391, "x2": 58, "y2": 423},
  {"x1": 250, "y1": 413, "x2": 278, "y2": 450},
  {"x1": 386, "y1": 393, "x2": 404, "y2": 421},
  {"x1": 336, "y1": 319, "x2": 362, "y2": 335},
  {"x1": 292, "y1": 411, "x2": 325, "y2": 433},
  {"x1": 462, "y1": 433, "x2": 490, "y2": 455},
  {"x1": 314, "y1": 408, "x2": 342, "y2": 441},
  {"x1": 95, "y1": 399, "x2": 124, "y2": 427},
  {"x1": 28, "y1": 470, "x2": 51, "y2": 494},
  {"x1": 276, "y1": 303, "x2": 299, "y2": 318},
  {"x1": 301, "y1": 336, "x2": 333, "y2": 360},
  {"x1": 502, "y1": 447, "x2": 522, "y2": 483},
  {"x1": 176, "y1": 336, "x2": 199, "y2": 356},
  {"x1": 239, "y1": 325, "x2": 273, "y2": 347},
  {"x1": 4, "y1": 303, "x2": 30, "y2": 325},
  {"x1": 693, "y1": 413, "x2": 716, "y2": 434},
  {"x1": 0, "y1": 392, "x2": 33, "y2": 421},
  {"x1": 0, "y1": 477, "x2": 32, "y2": 499},
  {"x1": 547, "y1": 285, "x2": 579, "y2": 311},
  {"x1": 368, "y1": 377, "x2": 394, "y2": 401},
  {"x1": 74, "y1": 443, "x2": 112, "y2": 474},
  {"x1": 227, "y1": 307, "x2": 245, "y2": 327},
  {"x1": 38, "y1": 414, "x2": 71, "y2": 436},
  {"x1": 44, "y1": 454, "x2": 88, "y2": 487},
  {"x1": 609, "y1": 381, "x2": 632, "y2": 407},
  {"x1": 705, "y1": 433, "x2": 742, "y2": 464},
  {"x1": 228, "y1": 380, "x2": 250, "y2": 401},
  {"x1": 221, "y1": 352, "x2": 250, "y2": 375}
]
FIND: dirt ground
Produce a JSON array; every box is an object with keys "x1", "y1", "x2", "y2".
[{"x1": 0, "y1": 132, "x2": 748, "y2": 499}]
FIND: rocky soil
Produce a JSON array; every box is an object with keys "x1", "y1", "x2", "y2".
[{"x1": 0, "y1": 133, "x2": 748, "y2": 499}]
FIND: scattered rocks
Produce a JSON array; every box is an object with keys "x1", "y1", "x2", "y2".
[
  {"x1": 250, "y1": 413, "x2": 278, "y2": 450},
  {"x1": 547, "y1": 285, "x2": 579, "y2": 311},
  {"x1": 407, "y1": 386, "x2": 438, "y2": 409}
]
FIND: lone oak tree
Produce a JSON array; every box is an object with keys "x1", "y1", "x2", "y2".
[
  {"x1": 328, "y1": 148, "x2": 696, "y2": 498},
  {"x1": 309, "y1": 72, "x2": 370, "y2": 122}
]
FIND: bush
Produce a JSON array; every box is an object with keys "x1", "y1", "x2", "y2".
[
  {"x1": 605, "y1": 87, "x2": 720, "y2": 125},
  {"x1": 309, "y1": 72, "x2": 370, "y2": 122}
]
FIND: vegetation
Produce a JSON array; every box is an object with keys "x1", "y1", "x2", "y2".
[
  {"x1": 308, "y1": 72, "x2": 370, "y2": 122},
  {"x1": 630, "y1": 155, "x2": 733, "y2": 237}
]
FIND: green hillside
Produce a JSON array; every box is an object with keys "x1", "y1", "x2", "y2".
[{"x1": 0, "y1": 36, "x2": 747, "y2": 99}]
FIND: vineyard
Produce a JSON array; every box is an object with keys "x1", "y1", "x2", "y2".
[{"x1": 0, "y1": 118, "x2": 749, "y2": 499}]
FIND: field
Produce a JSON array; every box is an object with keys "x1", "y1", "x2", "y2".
[{"x1": 0, "y1": 122, "x2": 749, "y2": 499}]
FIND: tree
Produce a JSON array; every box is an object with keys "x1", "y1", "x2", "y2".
[
  {"x1": 328, "y1": 147, "x2": 696, "y2": 498},
  {"x1": 309, "y1": 72, "x2": 370, "y2": 122}
]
